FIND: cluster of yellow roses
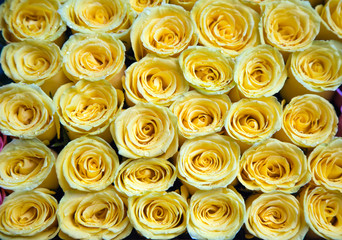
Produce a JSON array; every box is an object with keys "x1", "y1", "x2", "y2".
[{"x1": 0, "y1": 0, "x2": 341, "y2": 239}]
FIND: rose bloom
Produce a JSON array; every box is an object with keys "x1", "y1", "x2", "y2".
[
  {"x1": 56, "y1": 136, "x2": 119, "y2": 192},
  {"x1": 0, "y1": 83, "x2": 59, "y2": 143},
  {"x1": 1, "y1": 40, "x2": 68, "y2": 96},
  {"x1": 131, "y1": 4, "x2": 198, "y2": 60},
  {"x1": 276, "y1": 94, "x2": 338, "y2": 148},
  {"x1": 260, "y1": 0, "x2": 321, "y2": 52},
  {"x1": 127, "y1": 191, "x2": 188, "y2": 239},
  {"x1": 111, "y1": 103, "x2": 178, "y2": 159},
  {"x1": 309, "y1": 137, "x2": 342, "y2": 193},
  {"x1": 246, "y1": 192, "x2": 308, "y2": 240},
  {"x1": 238, "y1": 138, "x2": 310, "y2": 193},
  {"x1": 191, "y1": 0, "x2": 260, "y2": 57},
  {"x1": 0, "y1": 138, "x2": 58, "y2": 191},
  {"x1": 0, "y1": 0, "x2": 66, "y2": 44},
  {"x1": 281, "y1": 40, "x2": 342, "y2": 101},
  {"x1": 58, "y1": 186, "x2": 132, "y2": 240},
  {"x1": 0, "y1": 188, "x2": 59, "y2": 240},
  {"x1": 59, "y1": 0, "x2": 136, "y2": 44}
]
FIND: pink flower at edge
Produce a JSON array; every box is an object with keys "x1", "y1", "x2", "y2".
[
  {"x1": 0, "y1": 132, "x2": 6, "y2": 152},
  {"x1": 0, "y1": 133, "x2": 7, "y2": 205},
  {"x1": 0, "y1": 189, "x2": 5, "y2": 205},
  {"x1": 334, "y1": 87, "x2": 342, "y2": 137}
]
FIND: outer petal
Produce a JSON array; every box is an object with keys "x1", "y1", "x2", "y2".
[
  {"x1": 169, "y1": 0, "x2": 197, "y2": 11},
  {"x1": 129, "y1": 0, "x2": 168, "y2": 13}
]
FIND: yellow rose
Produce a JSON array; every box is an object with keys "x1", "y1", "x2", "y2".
[
  {"x1": 56, "y1": 136, "x2": 119, "y2": 192},
  {"x1": 0, "y1": 188, "x2": 58, "y2": 240},
  {"x1": 0, "y1": 40, "x2": 69, "y2": 96},
  {"x1": 309, "y1": 137, "x2": 342, "y2": 193},
  {"x1": 234, "y1": 44, "x2": 287, "y2": 98},
  {"x1": 131, "y1": 4, "x2": 198, "y2": 60},
  {"x1": 61, "y1": 33, "x2": 126, "y2": 89},
  {"x1": 123, "y1": 54, "x2": 189, "y2": 107},
  {"x1": 179, "y1": 46, "x2": 235, "y2": 95},
  {"x1": 58, "y1": 186, "x2": 132, "y2": 240},
  {"x1": 170, "y1": 91, "x2": 231, "y2": 139},
  {"x1": 260, "y1": 0, "x2": 321, "y2": 53},
  {"x1": 0, "y1": 0, "x2": 66, "y2": 44},
  {"x1": 238, "y1": 138, "x2": 311, "y2": 193},
  {"x1": 280, "y1": 40, "x2": 342, "y2": 101},
  {"x1": 187, "y1": 187, "x2": 246, "y2": 240},
  {"x1": 114, "y1": 158, "x2": 177, "y2": 197},
  {"x1": 246, "y1": 192, "x2": 308, "y2": 240},
  {"x1": 127, "y1": 191, "x2": 188, "y2": 239},
  {"x1": 225, "y1": 96, "x2": 282, "y2": 148},
  {"x1": 58, "y1": 0, "x2": 136, "y2": 45},
  {"x1": 0, "y1": 83, "x2": 58, "y2": 143},
  {"x1": 276, "y1": 94, "x2": 338, "y2": 148},
  {"x1": 0, "y1": 138, "x2": 58, "y2": 191},
  {"x1": 54, "y1": 80, "x2": 124, "y2": 142},
  {"x1": 300, "y1": 184, "x2": 342, "y2": 240},
  {"x1": 316, "y1": 0, "x2": 342, "y2": 40},
  {"x1": 177, "y1": 134, "x2": 240, "y2": 193},
  {"x1": 130, "y1": 0, "x2": 168, "y2": 13},
  {"x1": 111, "y1": 103, "x2": 178, "y2": 159},
  {"x1": 169, "y1": 0, "x2": 197, "y2": 11},
  {"x1": 191, "y1": 0, "x2": 260, "y2": 57}
]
